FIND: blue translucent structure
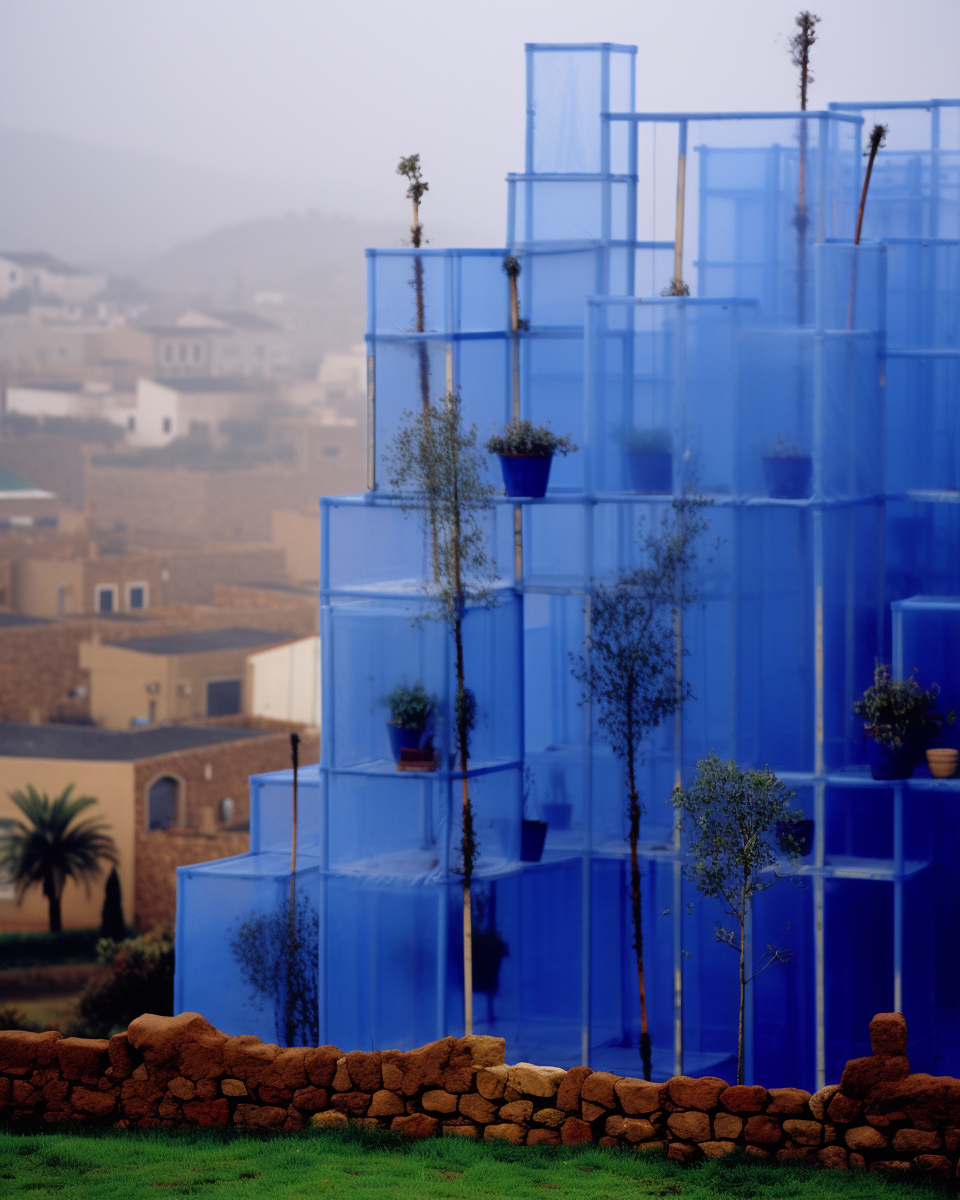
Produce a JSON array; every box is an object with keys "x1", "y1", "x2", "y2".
[{"x1": 177, "y1": 46, "x2": 960, "y2": 1090}]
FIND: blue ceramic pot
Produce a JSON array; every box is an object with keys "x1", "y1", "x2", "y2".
[
  {"x1": 867, "y1": 739, "x2": 916, "y2": 780},
  {"x1": 388, "y1": 724, "x2": 430, "y2": 762},
  {"x1": 626, "y1": 451, "x2": 672, "y2": 494},
  {"x1": 499, "y1": 454, "x2": 552, "y2": 498},
  {"x1": 520, "y1": 819, "x2": 548, "y2": 863},
  {"x1": 763, "y1": 455, "x2": 812, "y2": 499}
]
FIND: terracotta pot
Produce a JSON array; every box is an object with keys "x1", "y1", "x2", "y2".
[{"x1": 926, "y1": 748, "x2": 958, "y2": 779}]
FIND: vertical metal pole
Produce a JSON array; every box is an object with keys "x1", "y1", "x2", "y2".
[
  {"x1": 673, "y1": 121, "x2": 688, "y2": 287},
  {"x1": 581, "y1": 590, "x2": 593, "y2": 1067},
  {"x1": 812, "y1": 250, "x2": 826, "y2": 1088},
  {"x1": 366, "y1": 350, "x2": 376, "y2": 492},
  {"x1": 893, "y1": 784, "x2": 904, "y2": 1013}
]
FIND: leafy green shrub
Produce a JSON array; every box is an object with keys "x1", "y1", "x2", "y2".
[
  {"x1": 68, "y1": 928, "x2": 174, "y2": 1038},
  {"x1": 853, "y1": 662, "x2": 954, "y2": 748},
  {"x1": 0, "y1": 928, "x2": 101, "y2": 970},
  {"x1": 485, "y1": 419, "x2": 577, "y2": 458},
  {"x1": 384, "y1": 682, "x2": 435, "y2": 732},
  {"x1": 0, "y1": 1006, "x2": 41, "y2": 1032}
]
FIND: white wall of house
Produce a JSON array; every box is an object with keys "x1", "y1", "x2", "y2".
[
  {"x1": 128, "y1": 378, "x2": 179, "y2": 446},
  {"x1": 246, "y1": 636, "x2": 319, "y2": 727},
  {"x1": 5, "y1": 386, "x2": 83, "y2": 418}
]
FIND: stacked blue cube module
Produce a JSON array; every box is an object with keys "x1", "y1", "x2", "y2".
[{"x1": 176, "y1": 44, "x2": 960, "y2": 1090}]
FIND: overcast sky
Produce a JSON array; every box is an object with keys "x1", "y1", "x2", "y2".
[{"x1": 1, "y1": 0, "x2": 958, "y2": 248}]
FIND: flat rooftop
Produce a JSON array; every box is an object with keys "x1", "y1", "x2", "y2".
[
  {"x1": 0, "y1": 722, "x2": 272, "y2": 762},
  {"x1": 105, "y1": 627, "x2": 297, "y2": 656}
]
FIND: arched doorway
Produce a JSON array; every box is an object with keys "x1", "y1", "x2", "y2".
[{"x1": 148, "y1": 776, "x2": 179, "y2": 831}]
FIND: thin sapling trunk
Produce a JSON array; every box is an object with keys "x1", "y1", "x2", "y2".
[
  {"x1": 847, "y1": 124, "x2": 888, "y2": 329},
  {"x1": 789, "y1": 12, "x2": 820, "y2": 325}
]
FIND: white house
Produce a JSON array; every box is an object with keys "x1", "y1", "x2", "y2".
[
  {"x1": 0, "y1": 253, "x2": 106, "y2": 304},
  {"x1": 245, "y1": 635, "x2": 319, "y2": 727},
  {"x1": 140, "y1": 310, "x2": 292, "y2": 380}
]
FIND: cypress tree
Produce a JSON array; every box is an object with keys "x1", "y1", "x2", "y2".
[{"x1": 100, "y1": 866, "x2": 126, "y2": 942}]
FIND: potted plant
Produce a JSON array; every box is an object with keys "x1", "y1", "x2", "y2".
[
  {"x1": 485, "y1": 419, "x2": 577, "y2": 499},
  {"x1": 384, "y1": 681, "x2": 435, "y2": 765},
  {"x1": 763, "y1": 438, "x2": 812, "y2": 499},
  {"x1": 621, "y1": 428, "x2": 673, "y2": 494},
  {"x1": 853, "y1": 663, "x2": 954, "y2": 780},
  {"x1": 520, "y1": 765, "x2": 547, "y2": 862}
]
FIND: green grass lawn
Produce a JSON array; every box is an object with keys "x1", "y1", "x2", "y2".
[{"x1": 0, "y1": 1125, "x2": 951, "y2": 1199}]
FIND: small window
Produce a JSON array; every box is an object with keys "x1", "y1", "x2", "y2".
[
  {"x1": 206, "y1": 678, "x2": 241, "y2": 716},
  {"x1": 56, "y1": 585, "x2": 67, "y2": 615},
  {"x1": 219, "y1": 797, "x2": 235, "y2": 824},
  {"x1": 127, "y1": 583, "x2": 147, "y2": 610},
  {"x1": 164, "y1": 344, "x2": 173, "y2": 362},
  {"x1": 96, "y1": 585, "x2": 117, "y2": 614},
  {"x1": 322, "y1": 446, "x2": 340, "y2": 457},
  {"x1": 162, "y1": 417, "x2": 172, "y2": 434},
  {"x1": 193, "y1": 343, "x2": 202, "y2": 362},
  {"x1": 127, "y1": 415, "x2": 135, "y2": 431},
  {"x1": 0, "y1": 818, "x2": 14, "y2": 898},
  {"x1": 178, "y1": 343, "x2": 187, "y2": 362},
  {"x1": 148, "y1": 776, "x2": 179, "y2": 831}
]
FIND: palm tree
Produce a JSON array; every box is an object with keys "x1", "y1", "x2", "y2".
[{"x1": 0, "y1": 785, "x2": 118, "y2": 931}]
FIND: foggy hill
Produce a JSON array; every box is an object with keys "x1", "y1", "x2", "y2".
[{"x1": 0, "y1": 125, "x2": 318, "y2": 266}]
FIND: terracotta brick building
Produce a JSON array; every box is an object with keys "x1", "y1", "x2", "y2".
[{"x1": 0, "y1": 720, "x2": 318, "y2": 932}]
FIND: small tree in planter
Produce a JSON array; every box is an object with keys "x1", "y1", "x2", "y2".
[
  {"x1": 486, "y1": 419, "x2": 577, "y2": 498},
  {"x1": 671, "y1": 754, "x2": 801, "y2": 1085},
  {"x1": 389, "y1": 391, "x2": 497, "y2": 1034},
  {"x1": 570, "y1": 491, "x2": 709, "y2": 1079},
  {"x1": 854, "y1": 663, "x2": 953, "y2": 780},
  {"x1": 788, "y1": 10, "x2": 820, "y2": 324}
]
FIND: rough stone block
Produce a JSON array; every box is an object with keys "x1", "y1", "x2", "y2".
[
  {"x1": 283, "y1": 1109, "x2": 304, "y2": 1133},
  {"x1": 743, "y1": 1115, "x2": 782, "y2": 1145},
  {"x1": 556, "y1": 1066, "x2": 591, "y2": 1112},
  {"x1": 508, "y1": 1063, "x2": 565, "y2": 1098},
  {"x1": 845, "y1": 1125, "x2": 887, "y2": 1151},
  {"x1": 668, "y1": 1076, "x2": 728, "y2": 1112},
  {"x1": 167, "y1": 1077, "x2": 196, "y2": 1101},
  {"x1": 292, "y1": 1087, "x2": 329, "y2": 1112},
  {"x1": 827, "y1": 1093, "x2": 861, "y2": 1124},
  {"x1": 391, "y1": 1113, "x2": 438, "y2": 1139},
  {"x1": 700, "y1": 1141, "x2": 736, "y2": 1158},
  {"x1": 345, "y1": 1050, "x2": 381, "y2": 1093},
  {"x1": 119, "y1": 1078, "x2": 165, "y2": 1120},
  {"x1": 782, "y1": 1119, "x2": 821, "y2": 1146},
  {"x1": 42, "y1": 1080, "x2": 70, "y2": 1109},
  {"x1": 808, "y1": 1085, "x2": 840, "y2": 1122},
  {"x1": 870, "y1": 1013, "x2": 908, "y2": 1059},
  {"x1": 368, "y1": 1090, "x2": 404, "y2": 1117},
  {"x1": 745, "y1": 1146, "x2": 772, "y2": 1160},
  {"x1": 181, "y1": 1098, "x2": 229, "y2": 1126},
  {"x1": 622, "y1": 1118, "x2": 657, "y2": 1143},
  {"x1": 713, "y1": 1113, "x2": 743, "y2": 1140},
  {"x1": 221, "y1": 1079, "x2": 247, "y2": 1097},
  {"x1": 560, "y1": 1117, "x2": 594, "y2": 1145},
  {"x1": 0, "y1": 1029, "x2": 61, "y2": 1075},
  {"x1": 128, "y1": 1013, "x2": 224, "y2": 1069},
  {"x1": 914, "y1": 1154, "x2": 952, "y2": 1177},
  {"x1": 485, "y1": 1123, "x2": 525, "y2": 1144},
  {"x1": 422, "y1": 1089, "x2": 459, "y2": 1114},
  {"x1": 839, "y1": 1056, "x2": 910, "y2": 1100},
  {"x1": 501, "y1": 1100, "x2": 534, "y2": 1123},
  {"x1": 777, "y1": 1146, "x2": 816, "y2": 1163},
  {"x1": 158, "y1": 1097, "x2": 180, "y2": 1119},
  {"x1": 817, "y1": 1145, "x2": 848, "y2": 1168},
  {"x1": 667, "y1": 1111, "x2": 710, "y2": 1142},
  {"x1": 332, "y1": 1058, "x2": 351, "y2": 1091},
  {"x1": 107, "y1": 1035, "x2": 137, "y2": 1081},
  {"x1": 527, "y1": 1128, "x2": 561, "y2": 1146},
  {"x1": 381, "y1": 1039, "x2": 455, "y2": 1095},
  {"x1": 615, "y1": 1078, "x2": 664, "y2": 1115},
  {"x1": 459, "y1": 1092, "x2": 498, "y2": 1124},
  {"x1": 330, "y1": 1091, "x2": 371, "y2": 1116},
  {"x1": 667, "y1": 1142, "x2": 697, "y2": 1163},
  {"x1": 461, "y1": 1036, "x2": 506, "y2": 1067},
  {"x1": 11, "y1": 1080, "x2": 39, "y2": 1107},
  {"x1": 55, "y1": 1037, "x2": 109, "y2": 1082},
  {"x1": 720, "y1": 1085, "x2": 767, "y2": 1112},
  {"x1": 303, "y1": 1046, "x2": 342, "y2": 1088},
  {"x1": 476, "y1": 1065, "x2": 509, "y2": 1100},
  {"x1": 442, "y1": 1121, "x2": 479, "y2": 1138},
  {"x1": 533, "y1": 1108, "x2": 564, "y2": 1127},
  {"x1": 605, "y1": 1115, "x2": 625, "y2": 1136},
  {"x1": 259, "y1": 1085, "x2": 293, "y2": 1105},
  {"x1": 581, "y1": 1101, "x2": 607, "y2": 1123},
  {"x1": 580, "y1": 1071, "x2": 618, "y2": 1109},
  {"x1": 868, "y1": 1160, "x2": 910, "y2": 1173},
  {"x1": 235, "y1": 1103, "x2": 287, "y2": 1128},
  {"x1": 311, "y1": 1109, "x2": 348, "y2": 1129},
  {"x1": 892, "y1": 1128, "x2": 940, "y2": 1152},
  {"x1": 766, "y1": 1087, "x2": 810, "y2": 1114},
  {"x1": 222, "y1": 1035, "x2": 281, "y2": 1087}
]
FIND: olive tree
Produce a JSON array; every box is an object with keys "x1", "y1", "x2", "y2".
[
  {"x1": 671, "y1": 754, "x2": 801, "y2": 1084},
  {"x1": 570, "y1": 492, "x2": 708, "y2": 1079},
  {"x1": 389, "y1": 391, "x2": 496, "y2": 1034}
]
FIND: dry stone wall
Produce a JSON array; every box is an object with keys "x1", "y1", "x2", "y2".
[{"x1": 1, "y1": 1011, "x2": 958, "y2": 1179}]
